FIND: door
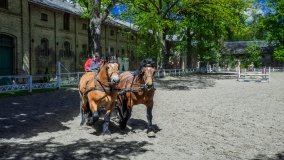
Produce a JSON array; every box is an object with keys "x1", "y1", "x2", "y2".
[{"x1": 0, "y1": 34, "x2": 13, "y2": 76}]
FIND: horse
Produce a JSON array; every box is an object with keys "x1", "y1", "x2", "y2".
[
  {"x1": 79, "y1": 59, "x2": 120, "y2": 135},
  {"x1": 116, "y1": 59, "x2": 156, "y2": 137}
]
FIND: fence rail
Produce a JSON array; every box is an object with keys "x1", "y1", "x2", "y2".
[{"x1": 0, "y1": 66, "x2": 283, "y2": 93}]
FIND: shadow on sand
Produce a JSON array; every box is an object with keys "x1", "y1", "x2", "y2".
[
  {"x1": 155, "y1": 74, "x2": 228, "y2": 90},
  {"x1": 0, "y1": 138, "x2": 152, "y2": 160},
  {"x1": 251, "y1": 152, "x2": 284, "y2": 160},
  {"x1": 0, "y1": 89, "x2": 80, "y2": 139}
]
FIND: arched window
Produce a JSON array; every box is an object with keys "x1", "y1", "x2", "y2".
[
  {"x1": 40, "y1": 38, "x2": 49, "y2": 56},
  {"x1": 64, "y1": 41, "x2": 71, "y2": 57},
  {"x1": 0, "y1": 0, "x2": 8, "y2": 9}
]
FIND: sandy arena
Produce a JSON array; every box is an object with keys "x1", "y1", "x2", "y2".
[{"x1": 0, "y1": 73, "x2": 283, "y2": 160}]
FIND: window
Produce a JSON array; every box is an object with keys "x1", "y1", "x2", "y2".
[
  {"x1": 63, "y1": 13, "x2": 70, "y2": 30},
  {"x1": 0, "y1": 34, "x2": 13, "y2": 47},
  {"x1": 40, "y1": 38, "x2": 49, "y2": 56},
  {"x1": 82, "y1": 23, "x2": 87, "y2": 30},
  {"x1": 41, "y1": 13, "x2": 48, "y2": 21},
  {"x1": 0, "y1": 0, "x2": 8, "y2": 9},
  {"x1": 64, "y1": 41, "x2": 71, "y2": 57},
  {"x1": 110, "y1": 47, "x2": 114, "y2": 55},
  {"x1": 82, "y1": 44, "x2": 87, "y2": 56},
  {"x1": 110, "y1": 30, "x2": 114, "y2": 36}
]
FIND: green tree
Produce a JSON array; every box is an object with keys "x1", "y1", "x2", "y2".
[
  {"x1": 72, "y1": 0, "x2": 120, "y2": 56},
  {"x1": 260, "y1": 0, "x2": 284, "y2": 62},
  {"x1": 241, "y1": 44, "x2": 262, "y2": 68},
  {"x1": 177, "y1": 0, "x2": 250, "y2": 67},
  {"x1": 122, "y1": 0, "x2": 180, "y2": 68},
  {"x1": 273, "y1": 46, "x2": 284, "y2": 62}
]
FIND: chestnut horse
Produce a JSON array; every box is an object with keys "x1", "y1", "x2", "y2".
[
  {"x1": 79, "y1": 59, "x2": 120, "y2": 135},
  {"x1": 116, "y1": 59, "x2": 156, "y2": 137}
]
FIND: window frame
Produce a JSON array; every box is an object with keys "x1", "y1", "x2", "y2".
[
  {"x1": 41, "y1": 13, "x2": 48, "y2": 21},
  {"x1": 0, "y1": 0, "x2": 8, "y2": 9},
  {"x1": 63, "y1": 41, "x2": 71, "y2": 57},
  {"x1": 82, "y1": 23, "x2": 87, "y2": 30},
  {"x1": 63, "y1": 13, "x2": 70, "y2": 31},
  {"x1": 40, "y1": 38, "x2": 49, "y2": 57}
]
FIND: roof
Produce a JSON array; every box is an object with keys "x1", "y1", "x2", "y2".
[
  {"x1": 224, "y1": 41, "x2": 269, "y2": 54},
  {"x1": 29, "y1": 0, "x2": 83, "y2": 15},
  {"x1": 105, "y1": 17, "x2": 138, "y2": 31},
  {"x1": 29, "y1": 0, "x2": 137, "y2": 30}
]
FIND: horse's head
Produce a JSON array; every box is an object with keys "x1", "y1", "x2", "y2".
[
  {"x1": 100, "y1": 59, "x2": 120, "y2": 85},
  {"x1": 138, "y1": 59, "x2": 156, "y2": 90}
]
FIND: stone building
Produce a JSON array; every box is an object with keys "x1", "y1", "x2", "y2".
[{"x1": 0, "y1": 0, "x2": 137, "y2": 76}]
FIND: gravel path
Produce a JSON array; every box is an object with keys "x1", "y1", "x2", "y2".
[{"x1": 0, "y1": 73, "x2": 284, "y2": 160}]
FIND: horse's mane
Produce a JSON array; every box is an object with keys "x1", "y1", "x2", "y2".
[{"x1": 134, "y1": 59, "x2": 156, "y2": 76}]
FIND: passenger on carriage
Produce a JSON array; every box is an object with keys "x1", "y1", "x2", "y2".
[{"x1": 84, "y1": 52, "x2": 101, "y2": 72}]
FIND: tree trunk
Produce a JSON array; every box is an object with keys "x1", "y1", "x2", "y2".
[
  {"x1": 90, "y1": 18, "x2": 102, "y2": 56},
  {"x1": 186, "y1": 28, "x2": 194, "y2": 68},
  {"x1": 159, "y1": 30, "x2": 170, "y2": 69}
]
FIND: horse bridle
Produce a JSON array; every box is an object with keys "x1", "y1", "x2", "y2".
[{"x1": 83, "y1": 62, "x2": 119, "y2": 95}]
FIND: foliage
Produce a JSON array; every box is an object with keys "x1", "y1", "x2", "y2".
[
  {"x1": 241, "y1": 44, "x2": 262, "y2": 67},
  {"x1": 121, "y1": 0, "x2": 181, "y2": 66},
  {"x1": 219, "y1": 53, "x2": 237, "y2": 68},
  {"x1": 176, "y1": 0, "x2": 250, "y2": 66},
  {"x1": 134, "y1": 32, "x2": 161, "y2": 61},
  {"x1": 273, "y1": 46, "x2": 284, "y2": 62},
  {"x1": 259, "y1": 0, "x2": 284, "y2": 62}
]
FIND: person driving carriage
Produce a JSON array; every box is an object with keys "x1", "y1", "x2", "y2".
[{"x1": 84, "y1": 52, "x2": 101, "y2": 72}]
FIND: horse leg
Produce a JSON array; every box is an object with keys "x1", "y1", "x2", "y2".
[
  {"x1": 146, "y1": 103, "x2": 155, "y2": 137},
  {"x1": 86, "y1": 100, "x2": 99, "y2": 126},
  {"x1": 118, "y1": 95, "x2": 131, "y2": 130},
  {"x1": 119, "y1": 107, "x2": 132, "y2": 130},
  {"x1": 80, "y1": 95, "x2": 90, "y2": 126},
  {"x1": 102, "y1": 109, "x2": 112, "y2": 135}
]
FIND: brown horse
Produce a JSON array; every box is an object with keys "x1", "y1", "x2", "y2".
[
  {"x1": 79, "y1": 59, "x2": 120, "y2": 135},
  {"x1": 116, "y1": 59, "x2": 156, "y2": 137}
]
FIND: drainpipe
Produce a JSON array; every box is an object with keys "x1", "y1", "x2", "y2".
[
  {"x1": 28, "y1": 3, "x2": 32, "y2": 74},
  {"x1": 54, "y1": 12, "x2": 57, "y2": 73}
]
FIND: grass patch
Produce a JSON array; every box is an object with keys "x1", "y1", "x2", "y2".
[{"x1": 0, "y1": 88, "x2": 57, "y2": 98}]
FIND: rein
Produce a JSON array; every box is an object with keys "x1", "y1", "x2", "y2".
[{"x1": 118, "y1": 73, "x2": 155, "y2": 95}]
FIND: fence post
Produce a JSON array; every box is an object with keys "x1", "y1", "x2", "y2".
[
  {"x1": 57, "y1": 62, "x2": 61, "y2": 89},
  {"x1": 237, "y1": 66, "x2": 241, "y2": 81},
  {"x1": 29, "y1": 75, "x2": 32, "y2": 93},
  {"x1": 77, "y1": 72, "x2": 80, "y2": 84}
]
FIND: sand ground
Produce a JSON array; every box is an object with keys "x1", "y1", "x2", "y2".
[{"x1": 0, "y1": 73, "x2": 283, "y2": 160}]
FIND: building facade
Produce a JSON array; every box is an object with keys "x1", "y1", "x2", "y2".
[{"x1": 0, "y1": 0, "x2": 137, "y2": 76}]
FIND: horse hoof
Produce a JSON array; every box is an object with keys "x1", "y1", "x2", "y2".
[
  {"x1": 102, "y1": 130, "x2": 112, "y2": 137},
  {"x1": 86, "y1": 121, "x2": 94, "y2": 126},
  {"x1": 119, "y1": 121, "x2": 127, "y2": 130},
  {"x1": 147, "y1": 131, "x2": 156, "y2": 138}
]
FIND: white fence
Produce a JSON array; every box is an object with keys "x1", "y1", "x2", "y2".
[
  {"x1": 0, "y1": 66, "x2": 283, "y2": 93},
  {"x1": 0, "y1": 72, "x2": 84, "y2": 93}
]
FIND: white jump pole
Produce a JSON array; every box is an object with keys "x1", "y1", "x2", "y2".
[{"x1": 268, "y1": 67, "x2": 271, "y2": 82}]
